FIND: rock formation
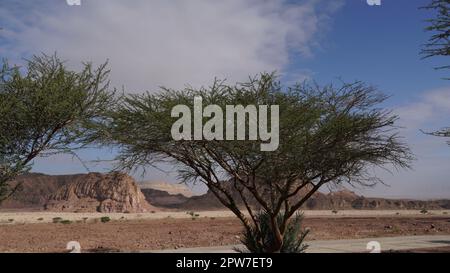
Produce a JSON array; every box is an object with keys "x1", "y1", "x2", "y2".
[
  {"x1": 177, "y1": 181, "x2": 450, "y2": 211},
  {"x1": 2, "y1": 174, "x2": 450, "y2": 212},
  {"x1": 45, "y1": 172, "x2": 154, "y2": 213},
  {"x1": 0, "y1": 172, "x2": 155, "y2": 213},
  {"x1": 141, "y1": 188, "x2": 190, "y2": 208},
  {"x1": 138, "y1": 181, "x2": 194, "y2": 197}
]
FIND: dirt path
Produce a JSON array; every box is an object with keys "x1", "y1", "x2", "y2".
[
  {"x1": 1, "y1": 216, "x2": 449, "y2": 253},
  {"x1": 1, "y1": 210, "x2": 449, "y2": 224}
]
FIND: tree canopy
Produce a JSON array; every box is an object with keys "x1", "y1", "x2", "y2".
[
  {"x1": 421, "y1": 0, "x2": 450, "y2": 141},
  {"x1": 421, "y1": 0, "x2": 450, "y2": 69},
  {"x1": 0, "y1": 54, "x2": 114, "y2": 201},
  {"x1": 91, "y1": 73, "x2": 412, "y2": 252}
]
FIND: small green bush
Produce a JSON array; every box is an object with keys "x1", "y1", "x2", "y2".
[
  {"x1": 37, "y1": 218, "x2": 44, "y2": 221},
  {"x1": 60, "y1": 220, "x2": 72, "y2": 225},
  {"x1": 52, "y1": 217, "x2": 63, "y2": 223},
  {"x1": 100, "y1": 216, "x2": 111, "y2": 223},
  {"x1": 237, "y1": 211, "x2": 309, "y2": 253},
  {"x1": 186, "y1": 211, "x2": 195, "y2": 216},
  {"x1": 8, "y1": 219, "x2": 14, "y2": 222},
  {"x1": 420, "y1": 209, "x2": 428, "y2": 214}
]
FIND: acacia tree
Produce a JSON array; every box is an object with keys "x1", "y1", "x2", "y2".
[
  {"x1": 426, "y1": 127, "x2": 450, "y2": 141},
  {"x1": 91, "y1": 73, "x2": 412, "y2": 253},
  {"x1": 421, "y1": 0, "x2": 450, "y2": 68},
  {"x1": 0, "y1": 54, "x2": 113, "y2": 202},
  {"x1": 421, "y1": 0, "x2": 450, "y2": 69},
  {"x1": 421, "y1": 0, "x2": 450, "y2": 140}
]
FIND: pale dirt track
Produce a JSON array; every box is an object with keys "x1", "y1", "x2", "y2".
[
  {"x1": 0, "y1": 210, "x2": 450, "y2": 253},
  {"x1": 1, "y1": 209, "x2": 449, "y2": 225}
]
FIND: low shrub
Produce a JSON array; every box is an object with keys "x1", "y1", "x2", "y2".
[
  {"x1": 100, "y1": 216, "x2": 111, "y2": 223},
  {"x1": 237, "y1": 211, "x2": 309, "y2": 253},
  {"x1": 52, "y1": 217, "x2": 63, "y2": 223}
]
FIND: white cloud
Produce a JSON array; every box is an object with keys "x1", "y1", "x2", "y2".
[
  {"x1": 1, "y1": 0, "x2": 342, "y2": 191},
  {"x1": 360, "y1": 86, "x2": 450, "y2": 199},
  {"x1": 1, "y1": 0, "x2": 341, "y2": 92},
  {"x1": 395, "y1": 87, "x2": 450, "y2": 132}
]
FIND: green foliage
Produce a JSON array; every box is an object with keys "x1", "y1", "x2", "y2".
[
  {"x1": 90, "y1": 72, "x2": 412, "y2": 252},
  {"x1": 238, "y1": 212, "x2": 309, "y2": 253},
  {"x1": 60, "y1": 220, "x2": 72, "y2": 225},
  {"x1": 420, "y1": 1, "x2": 450, "y2": 141},
  {"x1": 0, "y1": 53, "x2": 114, "y2": 202},
  {"x1": 425, "y1": 127, "x2": 450, "y2": 145},
  {"x1": 94, "y1": 72, "x2": 412, "y2": 190},
  {"x1": 421, "y1": 0, "x2": 450, "y2": 70},
  {"x1": 100, "y1": 216, "x2": 111, "y2": 223},
  {"x1": 52, "y1": 217, "x2": 63, "y2": 223}
]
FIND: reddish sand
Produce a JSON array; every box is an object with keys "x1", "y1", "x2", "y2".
[{"x1": 0, "y1": 216, "x2": 449, "y2": 253}]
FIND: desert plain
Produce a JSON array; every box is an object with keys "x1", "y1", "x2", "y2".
[{"x1": 1, "y1": 210, "x2": 450, "y2": 253}]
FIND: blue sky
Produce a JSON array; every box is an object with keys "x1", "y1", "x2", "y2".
[
  {"x1": 1, "y1": 0, "x2": 449, "y2": 198},
  {"x1": 292, "y1": 0, "x2": 447, "y2": 96}
]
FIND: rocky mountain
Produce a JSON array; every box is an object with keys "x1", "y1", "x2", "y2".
[
  {"x1": 138, "y1": 181, "x2": 194, "y2": 197},
  {"x1": 0, "y1": 172, "x2": 155, "y2": 213},
  {"x1": 0, "y1": 173, "x2": 79, "y2": 210},
  {"x1": 45, "y1": 172, "x2": 154, "y2": 213},
  {"x1": 141, "y1": 188, "x2": 190, "y2": 208},
  {"x1": 2, "y1": 174, "x2": 450, "y2": 212},
  {"x1": 176, "y1": 182, "x2": 450, "y2": 211}
]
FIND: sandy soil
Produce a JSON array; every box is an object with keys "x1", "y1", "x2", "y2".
[
  {"x1": 1, "y1": 210, "x2": 449, "y2": 225},
  {"x1": 0, "y1": 212, "x2": 449, "y2": 253}
]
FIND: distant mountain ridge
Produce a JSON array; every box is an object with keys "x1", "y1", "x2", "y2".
[
  {"x1": 1, "y1": 173, "x2": 449, "y2": 212},
  {"x1": 138, "y1": 181, "x2": 194, "y2": 197},
  {"x1": 175, "y1": 182, "x2": 450, "y2": 211}
]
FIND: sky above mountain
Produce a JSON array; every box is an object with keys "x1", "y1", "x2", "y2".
[{"x1": 1, "y1": 0, "x2": 449, "y2": 199}]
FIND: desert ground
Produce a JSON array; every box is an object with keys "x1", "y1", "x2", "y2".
[{"x1": 1, "y1": 210, "x2": 450, "y2": 253}]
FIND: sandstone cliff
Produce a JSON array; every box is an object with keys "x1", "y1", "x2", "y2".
[
  {"x1": 2, "y1": 174, "x2": 450, "y2": 212},
  {"x1": 0, "y1": 173, "x2": 81, "y2": 210},
  {"x1": 45, "y1": 172, "x2": 154, "y2": 213},
  {"x1": 138, "y1": 181, "x2": 194, "y2": 197},
  {"x1": 0, "y1": 172, "x2": 155, "y2": 213},
  {"x1": 141, "y1": 188, "x2": 190, "y2": 208}
]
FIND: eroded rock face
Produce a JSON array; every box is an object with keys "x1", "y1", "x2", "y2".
[
  {"x1": 138, "y1": 181, "x2": 194, "y2": 197},
  {"x1": 177, "y1": 181, "x2": 450, "y2": 211},
  {"x1": 141, "y1": 188, "x2": 190, "y2": 208},
  {"x1": 44, "y1": 172, "x2": 155, "y2": 213},
  {"x1": 0, "y1": 173, "x2": 77, "y2": 210}
]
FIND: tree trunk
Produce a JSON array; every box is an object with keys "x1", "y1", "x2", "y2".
[{"x1": 266, "y1": 215, "x2": 284, "y2": 253}]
